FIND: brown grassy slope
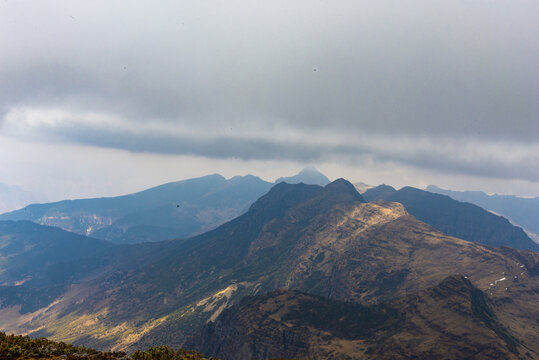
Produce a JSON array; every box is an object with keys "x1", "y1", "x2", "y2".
[{"x1": 188, "y1": 276, "x2": 528, "y2": 360}]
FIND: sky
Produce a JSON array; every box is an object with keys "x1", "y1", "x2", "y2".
[{"x1": 0, "y1": 0, "x2": 538, "y2": 201}]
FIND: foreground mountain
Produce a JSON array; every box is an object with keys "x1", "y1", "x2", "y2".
[
  {"x1": 427, "y1": 185, "x2": 539, "y2": 242},
  {"x1": 360, "y1": 184, "x2": 395, "y2": 202},
  {"x1": 1, "y1": 179, "x2": 537, "y2": 357},
  {"x1": 363, "y1": 185, "x2": 539, "y2": 251},
  {"x1": 0, "y1": 183, "x2": 46, "y2": 214},
  {"x1": 187, "y1": 276, "x2": 523, "y2": 359}
]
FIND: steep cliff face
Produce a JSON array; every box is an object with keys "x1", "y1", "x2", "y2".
[{"x1": 187, "y1": 277, "x2": 524, "y2": 360}]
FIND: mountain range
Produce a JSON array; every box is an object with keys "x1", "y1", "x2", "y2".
[
  {"x1": 362, "y1": 185, "x2": 539, "y2": 251},
  {"x1": 427, "y1": 185, "x2": 539, "y2": 242},
  {"x1": 0, "y1": 178, "x2": 537, "y2": 359},
  {"x1": 0, "y1": 168, "x2": 330, "y2": 245}
]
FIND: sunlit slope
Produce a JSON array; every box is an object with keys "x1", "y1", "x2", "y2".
[{"x1": 363, "y1": 185, "x2": 539, "y2": 251}]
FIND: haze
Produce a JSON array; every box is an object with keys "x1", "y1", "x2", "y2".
[{"x1": 0, "y1": 0, "x2": 538, "y2": 200}]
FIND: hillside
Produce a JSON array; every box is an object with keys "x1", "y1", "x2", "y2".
[
  {"x1": 427, "y1": 185, "x2": 539, "y2": 240},
  {"x1": 0, "y1": 221, "x2": 112, "y2": 288},
  {"x1": 0, "y1": 169, "x2": 332, "y2": 245},
  {"x1": 363, "y1": 185, "x2": 539, "y2": 251},
  {"x1": 0, "y1": 175, "x2": 272, "y2": 244},
  {"x1": 187, "y1": 276, "x2": 526, "y2": 359},
  {"x1": 0, "y1": 179, "x2": 536, "y2": 356}
]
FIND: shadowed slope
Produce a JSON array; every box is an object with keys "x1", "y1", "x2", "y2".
[
  {"x1": 0, "y1": 174, "x2": 273, "y2": 244},
  {"x1": 363, "y1": 185, "x2": 539, "y2": 251},
  {"x1": 427, "y1": 185, "x2": 539, "y2": 238}
]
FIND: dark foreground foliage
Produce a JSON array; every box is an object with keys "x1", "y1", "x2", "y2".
[
  {"x1": 131, "y1": 346, "x2": 216, "y2": 360},
  {"x1": 0, "y1": 333, "x2": 215, "y2": 360}
]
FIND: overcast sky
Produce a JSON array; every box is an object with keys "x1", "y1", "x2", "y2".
[{"x1": 1, "y1": 0, "x2": 538, "y2": 200}]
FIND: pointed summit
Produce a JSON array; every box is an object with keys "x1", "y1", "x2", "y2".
[{"x1": 275, "y1": 167, "x2": 330, "y2": 186}]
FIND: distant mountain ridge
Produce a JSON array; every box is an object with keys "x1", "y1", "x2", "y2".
[
  {"x1": 363, "y1": 185, "x2": 539, "y2": 251},
  {"x1": 275, "y1": 167, "x2": 330, "y2": 186},
  {"x1": 427, "y1": 185, "x2": 539, "y2": 241},
  {"x1": 0, "y1": 168, "x2": 331, "y2": 244},
  {"x1": 0, "y1": 174, "x2": 272, "y2": 244}
]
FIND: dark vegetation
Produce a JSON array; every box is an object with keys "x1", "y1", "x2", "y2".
[
  {"x1": 280, "y1": 293, "x2": 403, "y2": 338},
  {"x1": 0, "y1": 332, "x2": 126, "y2": 359},
  {"x1": 0, "y1": 333, "x2": 217, "y2": 360}
]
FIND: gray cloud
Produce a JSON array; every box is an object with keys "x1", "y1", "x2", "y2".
[
  {"x1": 1, "y1": 0, "x2": 538, "y2": 187},
  {"x1": 3, "y1": 114, "x2": 537, "y2": 183}
]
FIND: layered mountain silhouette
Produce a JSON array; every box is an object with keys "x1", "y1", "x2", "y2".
[
  {"x1": 275, "y1": 166, "x2": 331, "y2": 186},
  {"x1": 0, "y1": 174, "x2": 271, "y2": 244},
  {"x1": 0, "y1": 168, "x2": 330, "y2": 244},
  {"x1": 1, "y1": 179, "x2": 536, "y2": 359},
  {"x1": 363, "y1": 185, "x2": 539, "y2": 251},
  {"x1": 427, "y1": 185, "x2": 539, "y2": 241}
]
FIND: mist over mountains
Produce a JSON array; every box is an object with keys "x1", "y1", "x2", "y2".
[
  {"x1": 0, "y1": 168, "x2": 331, "y2": 244},
  {"x1": 0, "y1": 183, "x2": 46, "y2": 214}
]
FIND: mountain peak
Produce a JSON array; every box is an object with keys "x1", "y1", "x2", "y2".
[
  {"x1": 247, "y1": 179, "x2": 365, "y2": 222},
  {"x1": 323, "y1": 178, "x2": 366, "y2": 203},
  {"x1": 362, "y1": 184, "x2": 397, "y2": 202},
  {"x1": 275, "y1": 167, "x2": 330, "y2": 186}
]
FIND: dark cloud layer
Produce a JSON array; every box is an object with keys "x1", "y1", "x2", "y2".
[{"x1": 5, "y1": 117, "x2": 534, "y2": 183}]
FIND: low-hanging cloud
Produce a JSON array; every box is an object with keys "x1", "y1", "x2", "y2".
[{"x1": 3, "y1": 107, "x2": 538, "y2": 183}]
